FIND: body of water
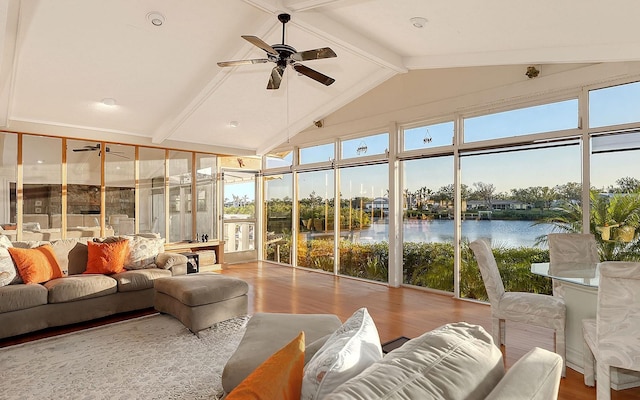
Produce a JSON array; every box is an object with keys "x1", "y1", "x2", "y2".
[{"x1": 358, "y1": 219, "x2": 555, "y2": 248}]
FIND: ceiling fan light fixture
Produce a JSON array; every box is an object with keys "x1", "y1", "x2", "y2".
[
  {"x1": 229, "y1": 120, "x2": 239, "y2": 128},
  {"x1": 146, "y1": 12, "x2": 165, "y2": 27},
  {"x1": 410, "y1": 17, "x2": 427, "y2": 29}
]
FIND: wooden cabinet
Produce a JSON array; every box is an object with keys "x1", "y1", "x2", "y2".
[{"x1": 164, "y1": 240, "x2": 224, "y2": 271}]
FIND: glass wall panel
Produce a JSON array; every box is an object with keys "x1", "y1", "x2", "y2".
[
  {"x1": 66, "y1": 140, "x2": 102, "y2": 237},
  {"x1": 402, "y1": 156, "x2": 454, "y2": 291},
  {"x1": 22, "y1": 135, "x2": 62, "y2": 241},
  {"x1": 139, "y1": 147, "x2": 166, "y2": 238},
  {"x1": 341, "y1": 133, "x2": 388, "y2": 159},
  {"x1": 591, "y1": 131, "x2": 640, "y2": 260},
  {"x1": 460, "y1": 142, "x2": 581, "y2": 300},
  {"x1": 104, "y1": 144, "x2": 135, "y2": 235},
  {"x1": 264, "y1": 173, "x2": 292, "y2": 264},
  {"x1": 168, "y1": 151, "x2": 192, "y2": 242},
  {"x1": 590, "y1": 81, "x2": 640, "y2": 128},
  {"x1": 403, "y1": 122, "x2": 453, "y2": 151},
  {"x1": 299, "y1": 143, "x2": 334, "y2": 164},
  {"x1": 339, "y1": 164, "x2": 388, "y2": 282},
  {"x1": 196, "y1": 154, "x2": 216, "y2": 240},
  {"x1": 464, "y1": 100, "x2": 578, "y2": 142},
  {"x1": 223, "y1": 170, "x2": 255, "y2": 253},
  {"x1": 0, "y1": 133, "x2": 17, "y2": 239},
  {"x1": 297, "y1": 170, "x2": 334, "y2": 271}
]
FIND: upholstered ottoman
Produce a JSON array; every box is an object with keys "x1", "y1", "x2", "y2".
[
  {"x1": 154, "y1": 273, "x2": 249, "y2": 333},
  {"x1": 222, "y1": 312, "x2": 342, "y2": 394}
]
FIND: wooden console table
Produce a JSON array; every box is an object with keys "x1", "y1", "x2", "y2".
[{"x1": 164, "y1": 240, "x2": 225, "y2": 270}]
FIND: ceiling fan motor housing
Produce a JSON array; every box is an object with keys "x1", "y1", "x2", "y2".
[{"x1": 270, "y1": 44, "x2": 297, "y2": 65}]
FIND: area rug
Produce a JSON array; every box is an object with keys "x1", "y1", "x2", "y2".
[{"x1": 0, "y1": 314, "x2": 249, "y2": 399}]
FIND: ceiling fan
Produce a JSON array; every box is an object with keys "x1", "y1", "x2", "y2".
[
  {"x1": 72, "y1": 143, "x2": 129, "y2": 159},
  {"x1": 217, "y1": 13, "x2": 337, "y2": 90}
]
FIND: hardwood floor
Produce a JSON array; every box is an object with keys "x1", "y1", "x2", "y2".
[
  {"x1": 217, "y1": 261, "x2": 639, "y2": 400},
  {"x1": 2, "y1": 261, "x2": 637, "y2": 399}
]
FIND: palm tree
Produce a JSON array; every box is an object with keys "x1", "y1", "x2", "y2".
[{"x1": 536, "y1": 190, "x2": 640, "y2": 260}]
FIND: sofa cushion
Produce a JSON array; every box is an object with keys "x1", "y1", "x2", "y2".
[
  {"x1": 112, "y1": 268, "x2": 172, "y2": 292},
  {"x1": 0, "y1": 283, "x2": 48, "y2": 312},
  {"x1": 8, "y1": 245, "x2": 63, "y2": 284},
  {"x1": 49, "y1": 238, "x2": 81, "y2": 276},
  {"x1": 44, "y1": 274, "x2": 117, "y2": 303},
  {"x1": 485, "y1": 347, "x2": 563, "y2": 400},
  {"x1": 302, "y1": 307, "x2": 382, "y2": 400},
  {"x1": 324, "y1": 322, "x2": 504, "y2": 400},
  {"x1": 227, "y1": 332, "x2": 306, "y2": 400},
  {"x1": 67, "y1": 239, "x2": 90, "y2": 275}
]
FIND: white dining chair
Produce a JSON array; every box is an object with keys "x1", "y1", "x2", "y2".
[
  {"x1": 582, "y1": 262, "x2": 640, "y2": 400},
  {"x1": 469, "y1": 239, "x2": 567, "y2": 376},
  {"x1": 548, "y1": 233, "x2": 600, "y2": 297}
]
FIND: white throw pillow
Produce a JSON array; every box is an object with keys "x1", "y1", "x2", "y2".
[
  {"x1": 0, "y1": 247, "x2": 17, "y2": 286},
  {"x1": 301, "y1": 307, "x2": 382, "y2": 400},
  {"x1": 0, "y1": 234, "x2": 13, "y2": 249}
]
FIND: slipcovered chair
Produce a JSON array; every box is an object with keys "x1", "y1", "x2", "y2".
[
  {"x1": 469, "y1": 239, "x2": 567, "y2": 376},
  {"x1": 548, "y1": 233, "x2": 600, "y2": 297},
  {"x1": 582, "y1": 262, "x2": 640, "y2": 400}
]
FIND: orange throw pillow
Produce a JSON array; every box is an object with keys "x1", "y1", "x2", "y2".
[
  {"x1": 227, "y1": 331, "x2": 305, "y2": 400},
  {"x1": 8, "y1": 245, "x2": 63, "y2": 284},
  {"x1": 85, "y1": 240, "x2": 129, "y2": 274}
]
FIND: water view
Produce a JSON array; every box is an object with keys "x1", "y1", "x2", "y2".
[{"x1": 358, "y1": 219, "x2": 555, "y2": 248}]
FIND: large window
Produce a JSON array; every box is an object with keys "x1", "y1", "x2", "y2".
[
  {"x1": 590, "y1": 131, "x2": 640, "y2": 260},
  {"x1": 196, "y1": 154, "x2": 216, "y2": 240},
  {"x1": 139, "y1": 147, "x2": 166, "y2": 237},
  {"x1": 403, "y1": 121, "x2": 454, "y2": 151},
  {"x1": 464, "y1": 100, "x2": 578, "y2": 142},
  {"x1": 168, "y1": 151, "x2": 193, "y2": 242},
  {"x1": 264, "y1": 173, "x2": 293, "y2": 264},
  {"x1": 0, "y1": 133, "x2": 17, "y2": 237},
  {"x1": 104, "y1": 144, "x2": 135, "y2": 235},
  {"x1": 590, "y1": 81, "x2": 640, "y2": 128},
  {"x1": 460, "y1": 142, "x2": 581, "y2": 300},
  {"x1": 339, "y1": 164, "x2": 388, "y2": 282},
  {"x1": 299, "y1": 143, "x2": 334, "y2": 165},
  {"x1": 66, "y1": 140, "x2": 102, "y2": 237},
  {"x1": 341, "y1": 133, "x2": 388, "y2": 159},
  {"x1": 297, "y1": 170, "x2": 334, "y2": 271},
  {"x1": 401, "y1": 156, "x2": 454, "y2": 291},
  {"x1": 22, "y1": 135, "x2": 62, "y2": 241}
]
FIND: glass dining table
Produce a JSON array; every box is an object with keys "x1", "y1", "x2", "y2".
[{"x1": 531, "y1": 262, "x2": 640, "y2": 389}]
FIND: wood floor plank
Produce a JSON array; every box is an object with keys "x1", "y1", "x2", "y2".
[{"x1": 219, "y1": 261, "x2": 640, "y2": 400}]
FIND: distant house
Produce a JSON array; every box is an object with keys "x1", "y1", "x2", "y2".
[
  {"x1": 366, "y1": 197, "x2": 389, "y2": 211},
  {"x1": 466, "y1": 200, "x2": 531, "y2": 210}
]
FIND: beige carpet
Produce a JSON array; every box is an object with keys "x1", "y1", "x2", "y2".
[{"x1": 0, "y1": 314, "x2": 249, "y2": 399}]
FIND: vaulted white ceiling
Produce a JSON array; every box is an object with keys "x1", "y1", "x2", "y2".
[{"x1": 1, "y1": 0, "x2": 639, "y2": 156}]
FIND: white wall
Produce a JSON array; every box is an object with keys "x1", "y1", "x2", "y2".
[{"x1": 280, "y1": 62, "x2": 640, "y2": 148}]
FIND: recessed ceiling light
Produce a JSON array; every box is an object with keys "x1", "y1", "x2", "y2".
[
  {"x1": 147, "y1": 12, "x2": 165, "y2": 27},
  {"x1": 36, "y1": 160, "x2": 44, "y2": 164},
  {"x1": 410, "y1": 17, "x2": 427, "y2": 29},
  {"x1": 229, "y1": 121, "x2": 239, "y2": 128},
  {"x1": 101, "y1": 98, "x2": 117, "y2": 106}
]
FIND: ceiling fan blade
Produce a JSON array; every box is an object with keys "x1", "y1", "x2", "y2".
[
  {"x1": 267, "y1": 65, "x2": 285, "y2": 90},
  {"x1": 291, "y1": 47, "x2": 337, "y2": 62},
  {"x1": 242, "y1": 35, "x2": 278, "y2": 55},
  {"x1": 293, "y1": 64, "x2": 335, "y2": 86},
  {"x1": 217, "y1": 58, "x2": 270, "y2": 67}
]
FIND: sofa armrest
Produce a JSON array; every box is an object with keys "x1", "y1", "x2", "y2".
[
  {"x1": 485, "y1": 347, "x2": 562, "y2": 400},
  {"x1": 155, "y1": 253, "x2": 188, "y2": 276}
]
